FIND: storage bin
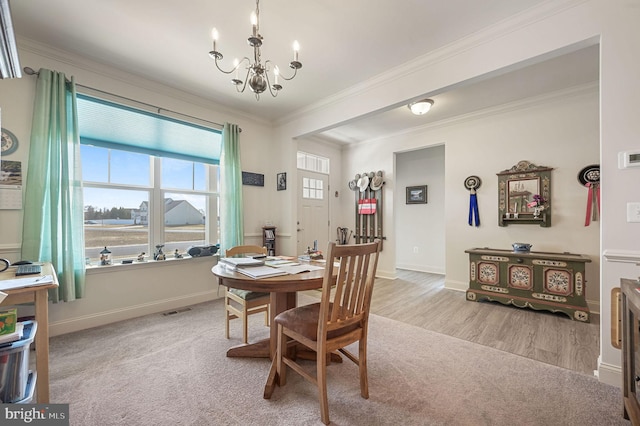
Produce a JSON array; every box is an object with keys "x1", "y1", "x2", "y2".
[
  {"x1": 14, "y1": 371, "x2": 36, "y2": 404},
  {"x1": 0, "y1": 320, "x2": 37, "y2": 403}
]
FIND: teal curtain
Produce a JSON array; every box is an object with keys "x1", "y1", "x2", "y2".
[
  {"x1": 21, "y1": 68, "x2": 85, "y2": 302},
  {"x1": 220, "y1": 123, "x2": 243, "y2": 252}
]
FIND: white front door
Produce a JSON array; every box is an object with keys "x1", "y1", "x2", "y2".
[{"x1": 297, "y1": 170, "x2": 330, "y2": 255}]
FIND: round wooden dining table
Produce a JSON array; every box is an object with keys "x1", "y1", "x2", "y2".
[{"x1": 211, "y1": 262, "x2": 326, "y2": 359}]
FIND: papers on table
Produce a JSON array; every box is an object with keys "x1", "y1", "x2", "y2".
[
  {"x1": 0, "y1": 275, "x2": 55, "y2": 291},
  {"x1": 278, "y1": 264, "x2": 325, "y2": 275},
  {"x1": 264, "y1": 259, "x2": 300, "y2": 267},
  {"x1": 235, "y1": 266, "x2": 288, "y2": 279},
  {"x1": 218, "y1": 257, "x2": 265, "y2": 270},
  {"x1": 219, "y1": 255, "x2": 326, "y2": 278}
]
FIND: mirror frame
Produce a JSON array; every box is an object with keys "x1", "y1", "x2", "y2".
[{"x1": 497, "y1": 160, "x2": 552, "y2": 227}]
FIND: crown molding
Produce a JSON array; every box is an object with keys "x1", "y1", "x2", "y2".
[
  {"x1": 17, "y1": 38, "x2": 272, "y2": 128},
  {"x1": 278, "y1": 0, "x2": 589, "y2": 127}
]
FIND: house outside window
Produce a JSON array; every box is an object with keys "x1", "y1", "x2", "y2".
[{"x1": 78, "y1": 95, "x2": 221, "y2": 264}]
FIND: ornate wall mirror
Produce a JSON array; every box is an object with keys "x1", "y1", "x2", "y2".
[{"x1": 497, "y1": 160, "x2": 552, "y2": 227}]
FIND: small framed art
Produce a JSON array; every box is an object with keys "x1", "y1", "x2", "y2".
[
  {"x1": 277, "y1": 172, "x2": 287, "y2": 191},
  {"x1": 406, "y1": 185, "x2": 427, "y2": 204}
]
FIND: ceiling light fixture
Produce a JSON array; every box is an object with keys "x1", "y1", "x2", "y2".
[
  {"x1": 208, "y1": 0, "x2": 302, "y2": 100},
  {"x1": 408, "y1": 99, "x2": 434, "y2": 115}
]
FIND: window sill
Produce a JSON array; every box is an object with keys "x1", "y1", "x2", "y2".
[{"x1": 85, "y1": 255, "x2": 218, "y2": 275}]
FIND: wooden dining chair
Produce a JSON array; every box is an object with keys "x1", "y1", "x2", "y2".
[
  {"x1": 271, "y1": 240, "x2": 381, "y2": 425},
  {"x1": 223, "y1": 245, "x2": 270, "y2": 344}
]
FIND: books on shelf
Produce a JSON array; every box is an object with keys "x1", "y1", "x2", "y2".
[
  {"x1": 235, "y1": 265, "x2": 288, "y2": 279},
  {"x1": 264, "y1": 229, "x2": 275, "y2": 239}
]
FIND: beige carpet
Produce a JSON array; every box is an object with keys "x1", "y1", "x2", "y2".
[{"x1": 48, "y1": 298, "x2": 628, "y2": 425}]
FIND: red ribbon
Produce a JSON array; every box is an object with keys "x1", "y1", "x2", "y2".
[{"x1": 584, "y1": 183, "x2": 600, "y2": 226}]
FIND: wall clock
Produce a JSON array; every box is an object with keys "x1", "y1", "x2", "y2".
[{"x1": 1, "y1": 128, "x2": 19, "y2": 156}]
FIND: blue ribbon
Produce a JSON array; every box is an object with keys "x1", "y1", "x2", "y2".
[{"x1": 469, "y1": 192, "x2": 480, "y2": 226}]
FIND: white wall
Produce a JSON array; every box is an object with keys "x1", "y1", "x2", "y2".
[
  {"x1": 395, "y1": 145, "x2": 445, "y2": 274},
  {"x1": 339, "y1": 87, "x2": 599, "y2": 299},
  {"x1": 275, "y1": 1, "x2": 638, "y2": 384},
  {"x1": 0, "y1": 42, "x2": 278, "y2": 335},
  {"x1": 2, "y1": 0, "x2": 638, "y2": 387}
]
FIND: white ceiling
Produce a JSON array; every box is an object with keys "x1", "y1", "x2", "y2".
[{"x1": 9, "y1": 0, "x2": 598, "y2": 144}]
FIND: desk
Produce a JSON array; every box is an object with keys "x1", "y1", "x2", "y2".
[
  {"x1": 211, "y1": 263, "x2": 325, "y2": 359},
  {"x1": 0, "y1": 263, "x2": 58, "y2": 403}
]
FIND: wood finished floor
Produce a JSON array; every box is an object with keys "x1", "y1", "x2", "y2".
[{"x1": 303, "y1": 269, "x2": 600, "y2": 376}]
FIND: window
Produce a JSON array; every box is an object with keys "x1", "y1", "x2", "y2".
[
  {"x1": 302, "y1": 177, "x2": 324, "y2": 200},
  {"x1": 297, "y1": 151, "x2": 330, "y2": 174},
  {"x1": 78, "y1": 95, "x2": 221, "y2": 264}
]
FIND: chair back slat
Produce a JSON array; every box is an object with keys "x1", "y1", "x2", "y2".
[{"x1": 320, "y1": 240, "x2": 381, "y2": 337}]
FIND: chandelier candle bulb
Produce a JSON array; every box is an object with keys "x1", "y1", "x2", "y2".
[
  {"x1": 251, "y1": 12, "x2": 257, "y2": 36},
  {"x1": 211, "y1": 28, "x2": 218, "y2": 52},
  {"x1": 274, "y1": 66, "x2": 279, "y2": 85},
  {"x1": 293, "y1": 40, "x2": 300, "y2": 62}
]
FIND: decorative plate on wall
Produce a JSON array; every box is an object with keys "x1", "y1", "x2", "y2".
[{"x1": 1, "y1": 128, "x2": 19, "y2": 156}]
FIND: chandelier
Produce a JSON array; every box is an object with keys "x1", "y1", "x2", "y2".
[{"x1": 208, "y1": 0, "x2": 302, "y2": 100}]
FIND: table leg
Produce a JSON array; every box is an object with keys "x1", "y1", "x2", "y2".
[
  {"x1": 226, "y1": 291, "x2": 296, "y2": 359},
  {"x1": 34, "y1": 288, "x2": 50, "y2": 403}
]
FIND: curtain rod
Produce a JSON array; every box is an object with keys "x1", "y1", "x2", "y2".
[{"x1": 22, "y1": 66, "x2": 241, "y2": 132}]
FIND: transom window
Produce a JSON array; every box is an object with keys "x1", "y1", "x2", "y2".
[{"x1": 297, "y1": 151, "x2": 330, "y2": 174}]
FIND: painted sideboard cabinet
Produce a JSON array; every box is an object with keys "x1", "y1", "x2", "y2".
[{"x1": 465, "y1": 248, "x2": 591, "y2": 322}]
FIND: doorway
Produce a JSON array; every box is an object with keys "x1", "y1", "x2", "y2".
[{"x1": 296, "y1": 170, "x2": 329, "y2": 255}]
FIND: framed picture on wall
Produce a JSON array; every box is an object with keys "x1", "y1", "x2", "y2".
[
  {"x1": 406, "y1": 185, "x2": 427, "y2": 204},
  {"x1": 277, "y1": 172, "x2": 287, "y2": 191}
]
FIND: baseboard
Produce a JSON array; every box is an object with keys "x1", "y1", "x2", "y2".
[
  {"x1": 49, "y1": 291, "x2": 219, "y2": 336},
  {"x1": 444, "y1": 279, "x2": 468, "y2": 292},
  {"x1": 376, "y1": 269, "x2": 397, "y2": 280},
  {"x1": 395, "y1": 263, "x2": 445, "y2": 275},
  {"x1": 597, "y1": 357, "x2": 622, "y2": 388}
]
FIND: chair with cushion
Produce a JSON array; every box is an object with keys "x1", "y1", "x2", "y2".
[
  {"x1": 223, "y1": 245, "x2": 270, "y2": 344},
  {"x1": 269, "y1": 240, "x2": 381, "y2": 425}
]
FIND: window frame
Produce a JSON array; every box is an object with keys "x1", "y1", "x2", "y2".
[{"x1": 78, "y1": 94, "x2": 221, "y2": 265}]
